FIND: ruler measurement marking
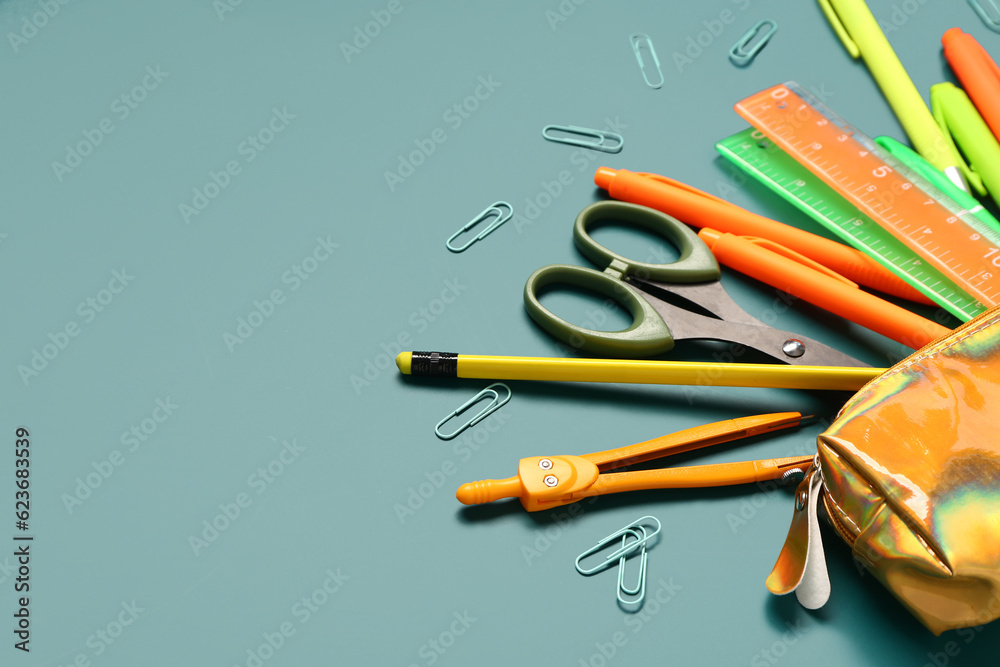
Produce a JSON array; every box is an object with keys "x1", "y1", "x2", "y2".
[
  {"x1": 716, "y1": 127, "x2": 987, "y2": 321},
  {"x1": 735, "y1": 83, "x2": 998, "y2": 311}
]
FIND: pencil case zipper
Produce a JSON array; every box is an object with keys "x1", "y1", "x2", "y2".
[{"x1": 771, "y1": 304, "x2": 1000, "y2": 607}]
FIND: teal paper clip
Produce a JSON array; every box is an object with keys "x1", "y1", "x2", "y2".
[
  {"x1": 969, "y1": 0, "x2": 1000, "y2": 33},
  {"x1": 446, "y1": 202, "x2": 513, "y2": 253},
  {"x1": 434, "y1": 383, "x2": 511, "y2": 440},
  {"x1": 574, "y1": 516, "x2": 660, "y2": 575},
  {"x1": 542, "y1": 125, "x2": 624, "y2": 154},
  {"x1": 729, "y1": 19, "x2": 777, "y2": 66},
  {"x1": 616, "y1": 528, "x2": 649, "y2": 610},
  {"x1": 629, "y1": 33, "x2": 664, "y2": 89},
  {"x1": 576, "y1": 516, "x2": 660, "y2": 612}
]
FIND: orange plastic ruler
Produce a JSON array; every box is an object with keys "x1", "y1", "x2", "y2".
[{"x1": 734, "y1": 81, "x2": 1000, "y2": 311}]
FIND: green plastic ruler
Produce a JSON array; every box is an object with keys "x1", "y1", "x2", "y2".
[{"x1": 716, "y1": 127, "x2": 984, "y2": 321}]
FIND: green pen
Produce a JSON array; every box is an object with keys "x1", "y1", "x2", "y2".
[
  {"x1": 931, "y1": 82, "x2": 1000, "y2": 211},
  {"x1": 874, "y1": 134, "x2": 1000, "y2": 235}
]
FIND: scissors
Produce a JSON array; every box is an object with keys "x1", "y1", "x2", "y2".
[{"x1": 523, "y1": 201, "x2": 869, "y2": 367}]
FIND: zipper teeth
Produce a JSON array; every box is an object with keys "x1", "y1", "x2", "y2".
[
  {"x1": 846, "y1": 304, "x2": 1000, "y2": 399},
  {"x1": 821, "y1": 493, "x2": 857, "y2": 547}
]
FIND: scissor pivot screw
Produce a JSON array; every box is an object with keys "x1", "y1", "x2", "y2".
[
  {"x1": 543, "y1": 475, "x2": 558, "y2": 487},
  {"x1": 782, "y1": 339, "x2": 806, "y2": 358},
  {"x1": 538, "y1": 458, "x2": 554, "y2": 470}
]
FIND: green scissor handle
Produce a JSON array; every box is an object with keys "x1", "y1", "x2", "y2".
[
  {"x1": 523, "y1": 202, "x2": 721, "y2": 358},
  {"x1": 524, "y1": 264, "x2": 675, "y2": 357},
  {"x1": 574, "y1": 201, "x2": 719, "y2": 283}
]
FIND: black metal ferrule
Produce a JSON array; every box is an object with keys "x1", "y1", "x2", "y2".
[{"x1": 410, "y1": 351, "x2": 459, "y2": 377}]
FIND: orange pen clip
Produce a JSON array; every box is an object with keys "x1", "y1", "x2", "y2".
[
  {"x1": 739, "y1": 236, "x2": 858, "y2": 288},
  {"x1": 456, "y1": 413, "x2": 815, "y2": 512},
  {"x1": 698, "y1": 229, "x2": 951, "y2": 349}
]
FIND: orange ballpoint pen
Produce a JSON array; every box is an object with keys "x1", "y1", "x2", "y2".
[
  {"x1": 456, "y1": 413, "x2": 815, "y2": 512},
  {"x1": 698, "y1": 229, "x2": 951, "y2": 349},
  {"x1": 593, "y1": 167, "x2": 932, "y2": 305}
]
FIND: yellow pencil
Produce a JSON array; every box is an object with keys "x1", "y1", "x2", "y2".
[{"x1": 395, "y1": 352, "x2": 883, "y2": 391}]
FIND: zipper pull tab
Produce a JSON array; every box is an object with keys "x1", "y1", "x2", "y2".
[{"x1": 765, "y1": 465, "x2": 831, "y2": 609}]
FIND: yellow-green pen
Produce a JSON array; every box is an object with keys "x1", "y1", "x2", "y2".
[
  {"x1": 819, "y1": 0, "x2": 971, "y2": 193},
  {"x1": 931, "y1": 82, "x2": 1000, "y2": 207},
  {"x1": 396, "y1": 351, "x2": 884, "y2": 391}
]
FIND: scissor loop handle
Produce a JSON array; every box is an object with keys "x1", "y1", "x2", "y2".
[
  {"x1": 573, "y1": 201, "x2": 720, "y2": 283},
  {"x1": 523, "y1": 264, "x2": 675, "y2": 358}
]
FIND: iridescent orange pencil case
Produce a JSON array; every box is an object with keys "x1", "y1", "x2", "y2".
[{"x1": 768, "y1": 304, "x2": 1000, "y2": 635}]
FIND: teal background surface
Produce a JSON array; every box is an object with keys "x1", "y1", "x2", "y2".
[{"x1": 2, "y1": 0, "x2": 997, "y2": 665}]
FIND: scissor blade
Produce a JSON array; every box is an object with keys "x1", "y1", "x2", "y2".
[
  {"x1": 642, "y1": 297, "x2": 870, "y2": 367},
  {"x1": 629, "y1": 277, "x2": 769, "y2": 327}
]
